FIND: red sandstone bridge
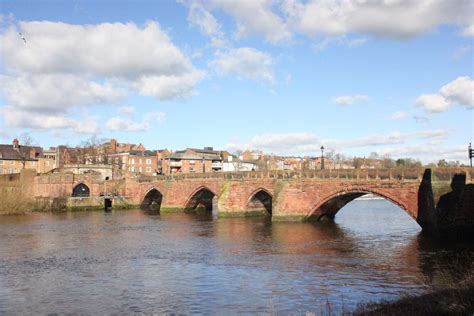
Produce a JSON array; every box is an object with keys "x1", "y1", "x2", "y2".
[{"x1": 29, "y1": 168, "x2": 473, "y2": 235}]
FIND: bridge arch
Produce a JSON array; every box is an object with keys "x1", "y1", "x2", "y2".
[
  {"x1": 247, "y1": 188, "x2": 273, "y2": 215},
  {"x1": 306, "y1": 188, "x2": 416, "y2": 222},
  {"x1": 184, "y1": 186, "x2": 217, "y2": 212},
  {"x1": 141, "y1": 187, "x2": 163, "y2": 211},
  {"x1": 72, "y1": 182, "x2": 90, "y2": 197}
]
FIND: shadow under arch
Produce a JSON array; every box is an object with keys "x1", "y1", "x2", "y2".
[
  {"x1": 306, "y1": 189, "x2": 417, "y2": 224},
  {"x1": 72, "y1": 182, "x2": 90, "y2": 197},
  {"x1": 247, "y1": 188, "x2": 273, "y2": 216},
  {"x1": 184, "y1": 186, "x2": 216, "y2": 212},
  {"x1": 141, "y1": 188, "x2": 163, "y2": 212}
]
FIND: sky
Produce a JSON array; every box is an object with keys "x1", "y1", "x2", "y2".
[{"x1": 0, "y1": 0, "x2": 472, "y2": 163}]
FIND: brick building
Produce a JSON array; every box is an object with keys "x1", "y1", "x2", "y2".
[
  {"x1": 163, "y1": 148, "x2": 223, "y2": 174},
  {"x1": 0, "y1": 139, "x2": 54, "y2": 174}
]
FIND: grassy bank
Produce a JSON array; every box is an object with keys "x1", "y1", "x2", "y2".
[
  {"x1": 352, "y1": 256, "x2": 474, "y2": 316},
  {"x1": 353, "y1": 281, "x2": 474, "y2": 315},
  {"x1": 0, "y1": 190, "x2": 37, "y2": 215}
]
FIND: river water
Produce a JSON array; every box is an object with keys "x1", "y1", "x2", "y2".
[{"x1": 0, "y1": 199, "x2": 473, "y2": 314}]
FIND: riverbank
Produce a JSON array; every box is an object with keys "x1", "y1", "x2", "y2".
[{"x1": 353, "y1": 281, "x2": 474, "y2": 315}]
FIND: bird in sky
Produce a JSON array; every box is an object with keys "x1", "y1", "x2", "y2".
[{"x1": 19, "y1": 32, "x2": 26, "y2": 43}]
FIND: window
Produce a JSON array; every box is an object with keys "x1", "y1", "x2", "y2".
[
  {"x1": 131, "y1": 158, "x2": 135, "y2": 164},
  {"x1": 146, "y1": 159, "x2": 151, "y2": 165},
  {"x1": 122, "y1": 157, "x2": 127, "y2": 163},
  {"x1": 139, "y1": 167, "x2": 142, "y2": 173},
  {"x1": 139, "y1": 159, "x2": 142, "y2": 164},
  {"x1": 8, "y1": 168, "x2": 14, "y2": 174},
  {"x1": 146, "y1": 167, "x2": 151, "y2": 173}
]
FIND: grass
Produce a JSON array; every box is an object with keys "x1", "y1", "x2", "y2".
[
  {"x1": 352, "y1": 259, "x2": 474, "y2": 316},
  {"x1": 0, "y1": 190, "x2": 35, "y2": 215}
]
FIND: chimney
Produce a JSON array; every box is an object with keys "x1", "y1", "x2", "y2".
[
  {"x1": 12, "y1": 138, "x2": 19, "y2": 150},
  {"x1": 110, "y1": 139, "x2": 117, "y2": 153}
]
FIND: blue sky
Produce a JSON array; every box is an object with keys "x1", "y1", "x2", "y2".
[{"x1": 0, "y1": 0, "x2": 472, "y2": 163}]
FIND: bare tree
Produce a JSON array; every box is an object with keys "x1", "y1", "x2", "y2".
[{"x1": 17, "y1": 133, "x2": 37, "y2": 170}]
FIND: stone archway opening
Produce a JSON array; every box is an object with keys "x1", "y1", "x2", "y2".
[
  {"x1": 141, "y1": 188, "x2": 163, "y2": 212},
  {"x1": 247, "y1": 189, "x2": 272, "y2": 216},
  {"x1": 72, "y1": 183, "x2": 90, "y2": 197},
  {"x1": 185, "y1": 187, "x2": 215, "y2": 213},
  {"x1": 307, "y1": 191, "x2": 417, "y2": 225}
]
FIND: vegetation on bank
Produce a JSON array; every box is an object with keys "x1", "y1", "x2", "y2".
[
  {"x1": 353, "y1": 279, "x2": 474, "y2": 315},
  {"x1": 0, "y1": 190, "x2": 34, "y2": 215}
]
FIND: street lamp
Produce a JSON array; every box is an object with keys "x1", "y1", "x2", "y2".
[
  {"x1": 202, "y1": 157, "x2": 205, "y2": 173},
  {"x1": 469, "y1": 142, "x2": 473, "y2": 168},
  {"x1": 320, "y1": 145, "x2": 325, "y2": 170}
]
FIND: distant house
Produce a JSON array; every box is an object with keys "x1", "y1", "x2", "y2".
[
  {"x1": 162, "y1": 147, "x2": 223, "y2": 174},
  {"x1": 0, "y1": 139, "x2": 54, "y2": 174},
  {"x1": 222, "y1": 156, "x2": 258, "y2": 172}
]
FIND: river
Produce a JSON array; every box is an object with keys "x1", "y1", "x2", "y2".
[{"x1": 0, "y1": 199, "x2": 472, "y2": 314}]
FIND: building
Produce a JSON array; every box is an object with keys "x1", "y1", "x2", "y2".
[
  {"x1": 108, "y1": 150, "x2": 160, "y2": 176},
  {"x1": 62, "y1": 164, "x2": 113, "y2": 181},
  {"x1": 222, "y1": 156, "x2": 258, "y2": 172},
  {"x1": 163, "y1": 148, "x2": 223, "y2": 174},
  {"x1": 239, "y1": 150, "x2": 262, "y2": 161},
  {"x1": 303, "y1": 157, "x2": 335, "y2": 170},
  {"x1": 102, "y1": 138, "x2": 145, "y2": 154},
  {"x1": 0, "y1": 139, "x2": 54, "y2": 174}
]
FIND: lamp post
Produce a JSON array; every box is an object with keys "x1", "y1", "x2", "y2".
[
  {"x1": 469, "y1": 142, "x2": 473, "y2": 168},
  {"x1": 320, "y1": 145, "x2": 325, "y2": 170},
  {"x1": 202, "y1": 157, "x2": 205, "y2": 173}
]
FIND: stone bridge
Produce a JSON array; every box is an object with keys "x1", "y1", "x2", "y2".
[{"x1": 25, "y1": 167, "x2": 473, "y2": 236}]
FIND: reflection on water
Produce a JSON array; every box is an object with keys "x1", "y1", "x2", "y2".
[{"x1": 0, "y1": 200, "x2": 472, "y2": 314}]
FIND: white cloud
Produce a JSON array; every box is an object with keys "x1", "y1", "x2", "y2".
[
  {"x1": 462, "y1": 24, "x2": 474, "y2": 37},
  {"x1": 377, "y1": 144, "x2": 467, "y2": 163},
  {"x1": 131, "y1": 71, "x2": 205, "y2": 99},
  {"x1": 332, "y1": 94, "x2": 369, "y2": 106},
  {"x1": 210, "y1": 47, "x2": 274, "y2": 82},
  {"x1": 187, "y1": 2, "x2": 222, "y2": 37},
  {"x1": 106, "y1": 117, "x2": 149, "y2": 132},
  {"x1": 106, "y1": 111, "x2": 165, "y2": 132},
  {"x1": 181, "y1": 0, "x2": 471, "y2": 46},
  {"x1": 1, "y1": 106, "x2": 100, "y2": 134},
  {"x1": 73, "y1": 117, "x2": 101, "y2": 134},
  {"x1": 415, "y1": 76, "x2": 474, "y2": 113},
  {"x1": 415, "y1": 94, "x2": 450, "y2": 113},
  {"x1": 0, "y1": 20, "x2": 203, "y2": 133},
  {"x1": 1, "y1": 21, "x2": 199, "y2": 80},
  {"x1": 440, "y1": 76, "x2": 474, "y2": 106},
  {"x1": 283, "y1": 0, "x2": 473, "y2": 39},
  {"x1": 226, "y1": 129, "x2": 452, "y2": 156},
  {"x1": 119, "y1": 106, "x2": 136, "y2": 116},
  {"x1": 313, "y1": 35, "x2": 368, "y2": 52},
  {"x1": 211, "y1": 0, "x2": 291, "y2": 44},
  {"x1": 389, "y1": 111, "x2": 409, "y2": 120},
  {"x1": 225, "y1": 132, "x2": 319, "y2": 154},
  {"x1": 452, "y1": 45, "x2": 471, "y2": 60},
  {"x1": 0, "y1": 74, "x2": 124, "y2": 113}
]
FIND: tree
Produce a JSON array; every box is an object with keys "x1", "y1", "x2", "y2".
[
  {"x1": 437, "y1": 159, "x2": 449, "y2": 167},
  {"x1": 18, "y1": 133, "x2": 37, "y2": 170}
]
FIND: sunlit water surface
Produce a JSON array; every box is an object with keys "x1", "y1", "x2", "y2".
[{"x1": 0, "y1": 199, "x2": 472, "y2": 314}]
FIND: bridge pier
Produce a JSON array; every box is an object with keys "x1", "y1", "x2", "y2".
[{"x1": 417, "y1": 169, "x2": 474, "y2": 240}]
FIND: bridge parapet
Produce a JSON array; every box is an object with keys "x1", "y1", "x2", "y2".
[{"x1": 135, "y1": 168, "x2": 433, "y2": 182}]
